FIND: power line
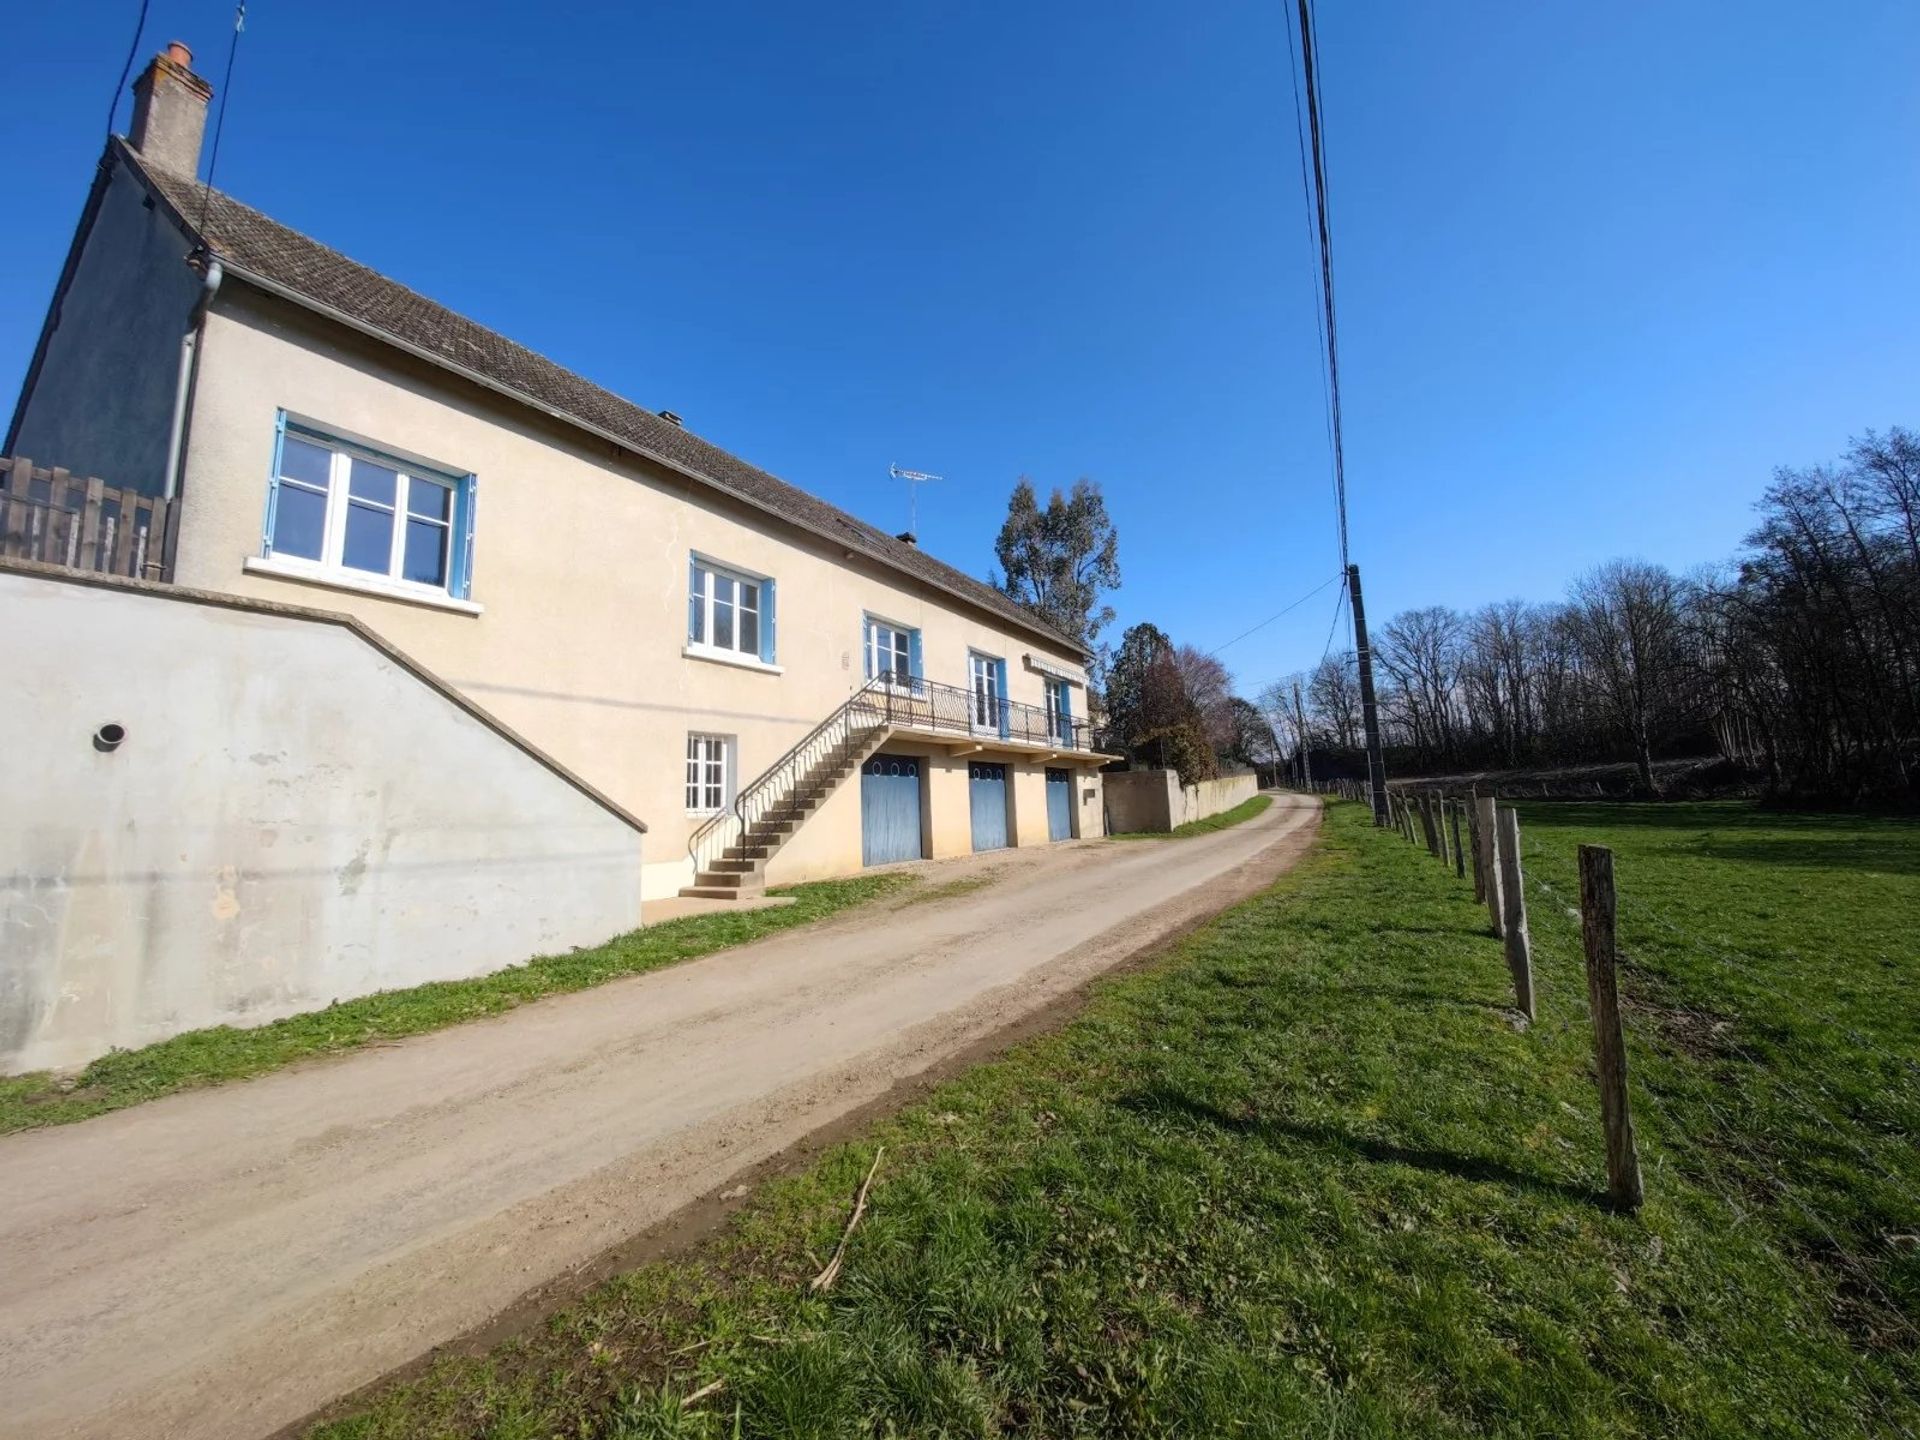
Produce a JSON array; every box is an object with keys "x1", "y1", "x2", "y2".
[
  {"x1": 1316, "y1": 581, "x2": 1348, "y2": 667},
  {"x1": 196, "y1": 3, "x2": 247, "y2": 231},
  {"x1": 1282, "y1": 2, "x2": 1338, "y2": 515},
  {"x1": 104, "y1": 0, "x2": 151, "y2": 140},
  {"x1": 1291, "y1": 0, "x2": 1387, "y2": 822},
  {"x1": 1205, "y1": 571, "x2": 1344, "y2": 658},
  {"x1": 1294, "y1": 0, "x2": 1350, "y2": 571}
]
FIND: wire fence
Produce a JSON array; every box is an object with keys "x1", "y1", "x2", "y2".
[{"x1": 1327, "y1": 784, "x2": 1920, "y2": 1432}]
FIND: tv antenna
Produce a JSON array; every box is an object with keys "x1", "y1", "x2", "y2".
[{"x1": 889, "y1": 464, "x2": 943, "y2": 539}]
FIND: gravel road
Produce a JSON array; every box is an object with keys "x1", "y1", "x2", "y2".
[{"x1": 0, "y1": 794, "x2": 1320, "y2": 1439}]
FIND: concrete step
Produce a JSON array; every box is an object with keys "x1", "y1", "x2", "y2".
[
  {"x1": 705, "y1": 858, "x2": 762, "y2": 875},
  {"x1": 678, "y1": 884, "x2": 765, "y2": 901}
]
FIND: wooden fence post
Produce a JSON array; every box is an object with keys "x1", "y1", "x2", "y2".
[
  {"x1": 1449, "y1": 799, "x2": 1466, "y2": 880},
  {"x1": 1474, "y1": 795, "x2": 1504, "y2": 938},
  {"x1": 1418, "y1": 795, "x2": 1439, "y2": 857},
  {"x1": 1495, "y1": 806, "x2": 1533, "y2": 1019},
  {"x1": 1578, "y1": 844, "x2": 1643, "y2": 1212},
  {"x1": 1467, "y1": 794, "x2": 1485, "y2": 901}
]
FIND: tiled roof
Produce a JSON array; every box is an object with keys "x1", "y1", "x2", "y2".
[{"x1": 117, "y1": 140, "x2": 1085, "y2": 657}]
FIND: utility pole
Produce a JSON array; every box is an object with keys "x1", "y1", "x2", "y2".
[
  {"x1": 1348, "y1": 563, "x2": 1389, "y2": 825},
  {"x1": 1292, "y1": 678, "x2": 1313, "y2": 791}
]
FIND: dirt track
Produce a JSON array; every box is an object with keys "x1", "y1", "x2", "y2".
[{"x1": 0, "y1": 794, "x2": 1320, "y2": 1439}]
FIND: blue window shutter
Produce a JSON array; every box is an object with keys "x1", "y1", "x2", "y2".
[
  {"x1": 1059, "y1": 682, "x2": 1072, "y2": 724},
  {"x1": 996, "y1": 657, "x2": 1011, "y2": 739},
  {"x1": 908, "y1": 629, "x2": 924, "y2": 694},
  {"x1": 759, "y1": 579, "x2": 777, "y2": 663},
  {"x1": 261, "y1": 411, "x2": 288, "y2": 555},
  {"x1": 452, "y1": 474, "x2": 478, "y2": 599}
]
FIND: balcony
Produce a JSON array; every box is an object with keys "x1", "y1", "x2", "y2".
[{"x1": 864, "y1": 672, "x2": 1114, "y2": 763}]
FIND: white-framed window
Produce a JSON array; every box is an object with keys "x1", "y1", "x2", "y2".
[
  {"x1": 864, "y1": 617, "x2": 917, "y2": 684},
  {"x1": 264, "y1": 422, "x2": 474, "y2": 598},
  {"x1": 970, "y1": 652, "x2": 1004, "y2": 730},
  {"x1": 688, "y1": 558, "x2": 770, "y2": 661},
  {"x1": 686, "y1": 733, "x2": 733, "y2": 814},
  {"x1": 1044, "y1": 678, "x2": 1071, "y2": 741}
]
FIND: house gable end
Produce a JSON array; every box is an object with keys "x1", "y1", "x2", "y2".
[{"x1": 7, "y1": 148, "x2": 206, "y2": 496}]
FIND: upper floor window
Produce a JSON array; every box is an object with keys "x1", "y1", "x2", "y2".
[
  {"x1": 1044, "y1": 677, "x2": 1072, "y2": 741},
  {"x1": 864, "y1": 616, "x2": 920, "y2": 685},
  {"x1": 263, "y1": 418, "x2": 475, "y2": 599},
  {"x1": 689, "y1": 557, "x2": 775, "y2": 664}
]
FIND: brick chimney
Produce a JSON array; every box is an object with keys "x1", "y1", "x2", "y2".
[{"x1": 129, "y1": 41, "x2": 212, "y2": 177}]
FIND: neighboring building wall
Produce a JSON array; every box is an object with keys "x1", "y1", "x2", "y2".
[
  {"x1": 1103, "y1": 769, "x2": 1261, "y2": 833},
  {"x1": 8, "y1": 157, "x2": 202, "y2": 495},
  {"x1": 1173, "y1": 771, "x2": 1261, "y2": 827},
  {"x1": 1104, "y1": 769, "x2": 1181, "y2": 833},
  {"x1": 173, "y1": 286, "x2": 1098, "y2": 896},
  {"x1": 0, "y1": 567, "x2": 645, "y2": 1074}
]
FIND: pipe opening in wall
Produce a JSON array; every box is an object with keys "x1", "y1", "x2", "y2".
[{"x1": 93, "y1": 723, "x2": 127, "y2": 753}]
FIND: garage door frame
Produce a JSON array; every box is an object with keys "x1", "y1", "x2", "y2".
[
  {"x1": 969, "y1": 761, "x2": 1010, "y2": 852},
  {"x1": 1045, "y1": 767, "x2": 1074, "y2": 841},
  {"x1": 861, "y1": 753, "x2": 925, "y2": 866}
]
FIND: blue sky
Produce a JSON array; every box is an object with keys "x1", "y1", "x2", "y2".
[{"x1": 6, "y1": 1, "x2": 1918, "y2": 694}]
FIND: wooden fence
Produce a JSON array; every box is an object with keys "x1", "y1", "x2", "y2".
[
  {"x1": 0, "y1": 456, "x2": 178, "y2": 582},
  {"x1": 1302, "y1": 776, "x2": 1646, "y2": 1211}
]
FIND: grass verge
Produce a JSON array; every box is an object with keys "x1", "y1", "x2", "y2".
[
  {"x1": 0, "y1": 873, "x2": 915, "y2": 1135},
  {"x1": 312, "y1": 799, "x2": 1918, "y2": 1438},
  {"x1": 1110, "y1": 792, "x2": 1272, "y2": 840}
]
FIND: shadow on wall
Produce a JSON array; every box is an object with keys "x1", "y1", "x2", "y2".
[{"x1": 0, "y1": 566, "x2": 645, "y2": 1074}]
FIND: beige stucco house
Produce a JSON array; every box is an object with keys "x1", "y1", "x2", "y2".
[{"x1": 10, "y1": 44, "x2": 1111, "y2": 905}]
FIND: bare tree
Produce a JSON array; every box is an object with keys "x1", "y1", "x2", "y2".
[
  {"x1": 1564, "y1": 561, "x2": 1695, "y2": 793},
  {"x1": 1376, "y1": 606, "x2": 1465, "y2": 766},
  {"x1": 1305, "y1": 653, "x2": 1361, "y2": 751},
  {"x1": 1174, "y1": 645, "x2": 1236, "y2": 761}
]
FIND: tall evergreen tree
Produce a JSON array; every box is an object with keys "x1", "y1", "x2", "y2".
[{"x1": 993, "y1": 478, "x2": 1122, "y2": 672}]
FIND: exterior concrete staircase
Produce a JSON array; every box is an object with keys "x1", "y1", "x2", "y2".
[{"x1": 680, "y1": 683, "x2": 890, "y2": 901}]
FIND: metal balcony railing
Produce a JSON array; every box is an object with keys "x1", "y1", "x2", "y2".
[{"x1": 870, "y1": 671, "x2": 1096, "y2": 752}]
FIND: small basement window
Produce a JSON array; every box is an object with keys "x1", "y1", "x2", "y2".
[{"x1": 686, "y1": 732, "x2": 733, "y2": 814}]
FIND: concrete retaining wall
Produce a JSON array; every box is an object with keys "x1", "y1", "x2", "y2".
[
  {"x1": 0, "y1": 566, "x2": 646, "y2": 1073},
  {"x1": 1103, "y1": 768, "x2": 1261, "y2": 834}
]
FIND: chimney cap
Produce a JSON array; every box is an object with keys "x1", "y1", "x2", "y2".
[
  {"x1": 164, "y1": 40, "x2": 194, "y2": 69},
  {"x1": 658, "y1": 410, "x2": 683, "y2": 427},
  {"x1": 895, "y1": 530, "x2": 917, "y2": 546}
]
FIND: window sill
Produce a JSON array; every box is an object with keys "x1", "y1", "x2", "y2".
[
  {"x1": 243, "y1": 556, "x2": 484, "y2": 616},
  {"x1": 682, "y1": 644, "x2": 783, "y2": 675}
]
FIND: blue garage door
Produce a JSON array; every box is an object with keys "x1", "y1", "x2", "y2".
[
  {"x1": 862, "y1": 754, "x2": 923, "y2": 866},
  {"x1": 969, "y1": 762, "x2": 1009, "y2": 852},
  {"x1": 1046, "y1": 767, "x2": 1073, "y2": 841}
]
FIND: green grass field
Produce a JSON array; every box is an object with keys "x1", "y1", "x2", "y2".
[
  {"x1": 1110, "y1": 792, "x2": 1272, "y2": 839},
  {"x1": 0, "y1": 874, "x2": 914, "y2": 1135},
  {"x1": 311, "y1": 799, "x2": 1919, "y2": 1439}
]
